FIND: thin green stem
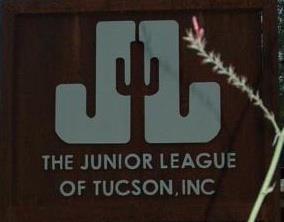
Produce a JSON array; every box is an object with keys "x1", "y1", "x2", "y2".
[{"x1": 248, "y1": 129, "x2": 284, "y2": 222}]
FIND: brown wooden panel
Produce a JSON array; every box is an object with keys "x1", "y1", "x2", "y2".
[
  {"x1": 3, "y1": 0, "x2": 269, "y2": 14},
  {"x1": 0, "y1": 0, "x2": 279, "y2": 221}
]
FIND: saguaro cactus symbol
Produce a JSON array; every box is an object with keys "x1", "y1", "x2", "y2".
[{"x1": 56, "y1": 20, "x2": 220, "y2": 144}]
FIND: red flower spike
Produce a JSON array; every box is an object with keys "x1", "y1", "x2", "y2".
[{"x1": 192, "y1": 16, "x2": 204, "y2": 39}]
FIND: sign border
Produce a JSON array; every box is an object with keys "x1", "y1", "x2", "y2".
[{"x1": 0, "y1": 0, "x2": 278, "y2": 221}]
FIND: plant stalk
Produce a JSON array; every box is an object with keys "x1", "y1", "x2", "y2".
[{"x1": 248, "y1": 129, "x2": 284, "y2": 222}]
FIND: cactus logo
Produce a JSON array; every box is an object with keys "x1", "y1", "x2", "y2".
[{"x1": 55, "y1": 20, "x2": 221, "y2": 144}]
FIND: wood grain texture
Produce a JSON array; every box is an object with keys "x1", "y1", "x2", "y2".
[
  {"x1": 0, "y1": 0, "x2": 279, "y2": 221},
  {"x1": 3, "y1": 0, "x2": 270, "y2": 14}
]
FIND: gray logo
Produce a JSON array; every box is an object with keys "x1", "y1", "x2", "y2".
[{"x1": 55, "y1": 21, "x2": 220, "y2": 144}]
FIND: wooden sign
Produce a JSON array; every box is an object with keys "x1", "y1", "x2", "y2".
[{"x1": 0, "y1": 0, "x2": 279, "y2": 221}]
